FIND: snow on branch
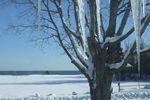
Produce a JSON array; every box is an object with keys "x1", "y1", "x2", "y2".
[
  {"x1": 108, "y1": 14, "x2": 150, "y2": 71},
  {"x1": 103, "y1": 15, "x2": 150, "y2": 48},
  {"x1": 77, "y1": 0, "x2": 89, "y2": 52},
  {"x1": 140, "y1": 47, "x2": 150, "y2": 54},
  {"x1": 96, "y1": 0, "x2": 103, "y2": 42},
  {"x1": 54, "y1": 2, "x2": 89, "y2": 68},
  {"x1": 71, "y1": 58, "x2": 89, "y2": 78},
  {"x1": 69, "y1": 34, "x2": 89, "y2": 66},
  {"x1": 109, "y1": 46, "x2": 150, "y2": 70},
  {"x1": 106, "y1": 15, "x2": 150, "y2": 70},
  {"x1": 52, "y1": 0, "x2": 96, "y2": 80},
  {"x1": 102, "y1": 34, "x2": 129, "y2": 48},
  {"x1": 103, "y1": 36, "x2": 121, "y2": 44},
  {"x1": 108, "y1": 42, "x2": 135, "y2": 70},
  {"x1": 42, "y1": 1, "x2": 89, "y2": 76}
]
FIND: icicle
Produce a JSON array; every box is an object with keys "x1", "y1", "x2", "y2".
[
  {"x1": 142, "y1": 0, "x2": 146, "y2": 16},
  {"x1": 77, "y1": 0, "x2": 87, "y2": 53},
  {"x1": 96, "y1": 0, "x2": 103, "y2": 42},
  {"x1": 130, "y1": 0, "x2": 141, "y2": 88},
  {"x1": 38, "y1": 0, "x2": 41, "y2": 30}
]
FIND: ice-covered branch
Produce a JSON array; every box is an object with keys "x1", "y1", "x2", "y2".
[
  {"x1": 42, "y1": 1, "x2": 90, "y2": 79},
  {"x1": 69, "y1": 34, "x2": 89, "y2": 67},
  {"x1": 96, "y1": 0, "x2": 103, "y2": 42},
  {"x1": 108, "y1": 42, "x2": 135, "y2": 70},
  {"x1": 103, "y1": 14, "x2": 150, "y2": 48},
  {"x1": 102, "y1": 34, "x2": 131, "y2": 48},
  {"x1": 52, "y1": 1, "x2": 89, "y2": 67},
  {"x1": 108, "y1": 14, "x2": 150, "y2": 71},
  {"x1": 133, "y1": 47, "x2": 150, "y2": 54},
  {"x1": 76, "y1": 0, "x2": 89, "y2": 52},
  {"x1": 71, "y1": 58, "x2": 89, "y2": 79},
  {"x1": 103, "y1": 36, "x2": 121, "y2": 44},
  {"x1": 109, "y1": 46, "x2": 150, "y2": 70},
  {"x1": 140, "y1": 47, "x2": 150, "y2": 54},
  {"x1": 52, "y1": 1, "x2": 96, "y2": 80}
]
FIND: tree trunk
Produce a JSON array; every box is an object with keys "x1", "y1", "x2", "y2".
[
  {"x1": 89, "y1": 72, "x2": 113, "y2": 100},
  {"x1": 87, "y1": 38, "x2": 113, "y2": 100}
]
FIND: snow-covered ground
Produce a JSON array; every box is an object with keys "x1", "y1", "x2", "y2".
[{"x1": 0, "y1": 75, "x2": 150, "y2": 100}]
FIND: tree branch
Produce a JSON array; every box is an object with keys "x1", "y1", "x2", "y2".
[
  {"x1": 108, "y1": 14, "x2": 150, "y2": 72},
  {"x1": 106, "y1": 0, "x2": 120, "y2": 37},
  {"x1": 140, "y1": 47, "x2": 150, "y2": 54},
  {"x1": 117, "y1": 3, "x2": 130, "y2": 35},
  {"x1": 53, "y1": 0, "x2": 89, "y2": 68},
  {"x1": 103, "y1": 14, "x2": 150, "y2": 47}
]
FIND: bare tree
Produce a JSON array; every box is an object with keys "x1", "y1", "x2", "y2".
[{"x1": 6, "y1": 0, "x2": 150, "y2": 100}]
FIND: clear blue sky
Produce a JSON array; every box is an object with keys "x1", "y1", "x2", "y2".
[
  {"x1": 0, "y1": 1, "x2": 149, "y2": 71},
  {"x1": 0, "y1": 2, "x2": 76, "y2": 71}
]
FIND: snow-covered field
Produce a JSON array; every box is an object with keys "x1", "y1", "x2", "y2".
[{"x1": 0, "y1": 75, "x2": 150, "y2": 100}]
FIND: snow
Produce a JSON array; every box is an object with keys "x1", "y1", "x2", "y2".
[
  {"x1": 0, "y1": 75, "x2": 88, "y2": 99},
  {"x1": 96, "y1": 0, "x2": 103, "y2": 42},
  {"x1": 96, "y1": 0, "x2": 100, "y2": 34},
  {"x1": 0, "y1": 75, "x2": 150, "y2": 100},
  {"x1": 77, "y1": 0, "x2": 88, "y2": 52},
  {"x1": 103, "y1": 36, "x2": 121, "y2": 45},
  {"x1": 130, "y1": 0, "x2": 141, "y2": 83},
  {"x1": 112, "y1": 89, "x2": 150, "y2": 100}
]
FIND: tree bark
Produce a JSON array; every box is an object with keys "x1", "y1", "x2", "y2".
[
  {"x1": 89, "y1": 70, "x2": 113, "y2": 100},
  {"x1": 87, "y1": 38, "x2": 113, "y2": 100}
]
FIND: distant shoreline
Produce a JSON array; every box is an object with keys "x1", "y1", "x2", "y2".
[{"x1": 0, "y1": 71, "x2": 81, "y2": 75}]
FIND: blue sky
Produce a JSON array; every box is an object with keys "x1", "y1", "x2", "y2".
[
  {"x1": 0, "y1": 2, "x2": 75, "y2": 71},
  {"x1": 0, "y1": 1, "x2": 149, "y2": 71}
]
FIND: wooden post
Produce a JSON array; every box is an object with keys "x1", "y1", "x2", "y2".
[{"x1": 118, "y1": 82, "x2": 121, "y2": 92}]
